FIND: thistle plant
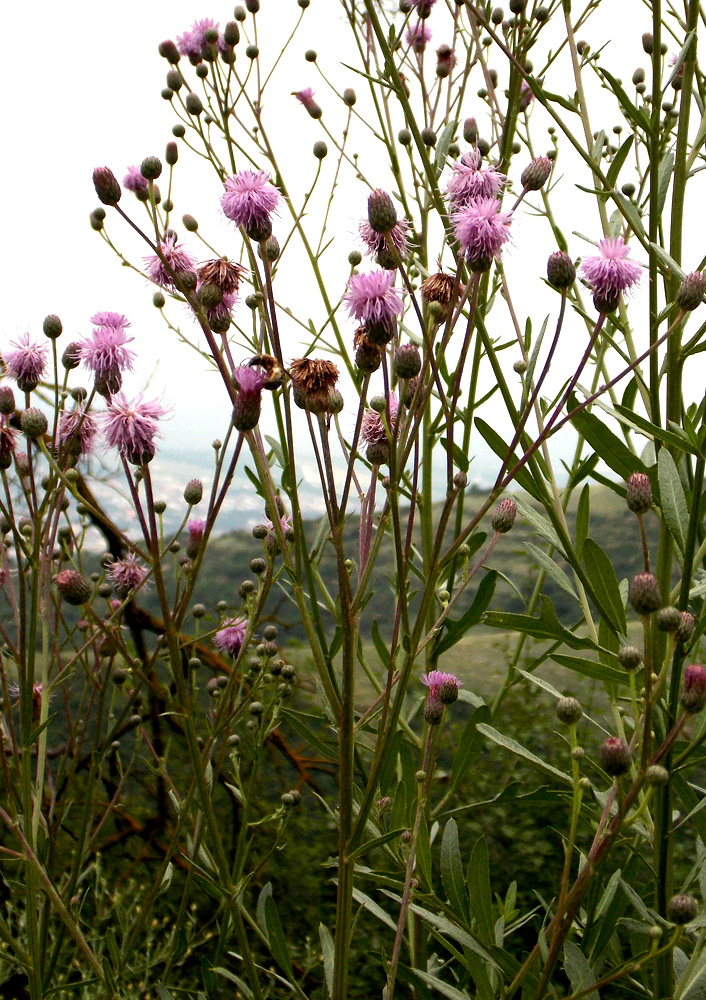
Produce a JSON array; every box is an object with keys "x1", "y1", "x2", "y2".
[{"x1": 3, "y1": 1, "x2": 706, "y2": 998}]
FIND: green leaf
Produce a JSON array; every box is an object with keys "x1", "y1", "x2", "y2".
[
  {"x1": 441, "y1": 820, "x2": 469, "y2": 923},
  {"x1": 575, "y1": 484, "x2": 590, "y2": 558},
  {"x1": 606, "y1": 134, "x2": 635, "y2": 189},
  {"x1": 440, "y1": 437, "x2": 469, "y2": 473},
  {"x1": 282, "y1": 710, "x2": 336, "y2": 760},
  {"x1": 417, "y1": 813, "x2": 433, "y2": 889},
  {"x1": 436, "y1": 572, "x2": 498, "y2": 654},
  {"x1": 156, "y1": 986, "x2": 177, "y2": 1000},
  {"x1": 476, "y1": 723, "x2": 572, "y2": 784},
  {"x1": 408, "y1": 901, "x2": 499, "y2": 966},
  {"x1": 514, "y1": 495, "x2": 565, "y2": 554},
  {"x1": 550, "y1": 653, "x2": 629, "y2": 686},
  {"x1": 319, "y1": 923, "x2": 334, "y2": 999},
  {"x1": 614, "y1": 402, "x2": 696, "y2": 454},
  {"x1": 371, "y1": 619, "x2": 390, "y2": 665},
  {"x1": 212, "y1": 969, "x2": 253, "y2": 998},
  {"x1": 474, "y1": 418, "x2": 546, "y2": 501},
  {"x1": 467, "y1": 837, "x2": 495, "y2": 944},
  {"x1": 352, "y1": 887, "x2": 397, "y2": 931},
  {"x1": 659, "y1": 449, "x2": 689, "y2": 552},
  {"x1": 657, "y1": 151, "x2": 675, "y2": 216},
  {"x1": 379, "y1": 730, "x2": 404, "y2": 798},
  {"x1": 434, "y1": 119, "x2": 459, "y2": 177},
  {"x1": 413, "y1": 970, "x2": 471, "y2": 1000},
  {"x1": 564, "y1": 941, "x2": 599, "y2": 1000},
  {"x1": 350, "y1": 828, "x2": 407, "y2": 861},
  {"x1": 448, "y1": 705, "x2": 491, "y2": 798},
  {"x1": 649, "y1": 239, "x2": 685, "y2": 283},
  {"x1": 582, "y1": 537, "x2": 627, "y2": 635},
  {"x1": 264, "y1": 894, "x2": 295, "y2": 978},
  {"x1": 599, "y1": 68, "x2": 653, "y2": 135},
  {"x1": 484, "y1": 595, "x2": 603, "y2": 652},
  {"x1": 524, "y1": 542, "x2": 578, "y2": 602},
  {"x1": 613, "y1": 191, "x2": 647, "y2": 239},
  {"x1": 568, "y1": 400, "x2": 647, "y2": 481}
]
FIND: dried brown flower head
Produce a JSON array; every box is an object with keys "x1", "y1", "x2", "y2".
[
  {"x1": 421, "y1": 272, "x2": 458, "y2": 307},
  {"x1": 288, "y1": 358, "x2": 339, "y2": 392},
  {"x1": 198, "y1": 258, "x2": 248, "y2": 295}
]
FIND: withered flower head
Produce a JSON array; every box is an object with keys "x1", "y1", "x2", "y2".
[
  {"x1": 198, "y1": 258, "x2": 248, "y2": 295},
  {"x1": 421, "y1": 272, "x2": 459, "y2": 314},
  {"x1": 288, "y1": 358, "x2": 339, "y2": 393},
  {"x1": 288, "y1": 358, "x2": 340, "y2": 415},
  {"x1": 246, "y1": 354, "x2": 285, "y2": 390}
]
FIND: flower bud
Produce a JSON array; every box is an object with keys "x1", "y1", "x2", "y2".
[
  {"x1": 0, "y1": 387, "x2": 16, "y2": 415},
  {"x1": 55, "y1": 569, "x2": 91, "y2": 606},
  {"x1": 185, "y1": 92, "x2": 204, "y2": 116},
  {"x1": 547, "y1": 251, "x2": 576, "y2": 289},
  {"x1": 62, "y1": 342, "x2": 82, "y2": 370},
  {"x1": 438, "y1": 677, "x2": 460, "y2": 705},
  {"x1": 93, "y1": 167, "x2": 121, "y2": 206},
  {"x1": 599, "y1": 736, "x2": 631, "y2": 777},
  {"x1": 676, "y1": 610, "x2": 696, "y2": 645},
  {"x1": 521, "y1": 156, "x2": 552, "y2": 191},
  {"x1": 367, "y1": 190, "x2": 398, "y2": 234},
  {"x1": 424, "y1": 693, "x2": 444, "y2": 724},
  {"x1": 43, "y1": 314, "x2": 63, "y2": 340},
  {"x1": 343, "y1": 87, "x2": 356, "y2": 106},
  {"x1": 656, "y1": 606, "x2": 681, "y2": 633},
  {"x1": 313, "y1": 141, "x2": 328, "y2": 159},
  {"x1": 681, "y1": 664, "x2": 706, "y2": 713},
  {"x1": 140, "y1": 156, "x2": 162, "y2": 180},
  {"x1": 645, "y1": 764, "x2": 669, "y2": 786},
  {"x1": 355, "y1": 338, "x2": 382, "y2": 374},
  {"x1": 629, "y1": 572, "x2": 662, "y2": 616},
  {"x1": 626, "y1": 472, "x2": 652, "y2": 514},
  {"x1": 463, "y1": 117, "x2": 478, "y2": 143},
  {"x1": 158, "y1": 39, "x2": 181, "y2": 63},
  {"x1": 184, "y1": 479, "x2": 203, "y2": 505},
  {"x1": 667, "y1": 894, "x2": 698, "y2": 925},
  {"x1": 642, "y1": 32, "x2": 654, "y2": 54},
  {"x1": 491, "y1": 498, "x2": 517, "y2": 534},
  {"x1": 393, "y1": 344, "x2": 422, "y2": 379},
  {"x1": 20, "y1": 408, "x2": 48, "y2": 439},
  {"x1": 617, "y1": 645, "x2": 642, "y2": 670},
  {"x1": 676, "y1": 271, "x2": 705, "y2": 311},
  {"x1": 165, "y1": 142, "x2": 179, "y2": 167},
  {"x1": 556, "y1": 697, "x2": 582, "y2": 725}
]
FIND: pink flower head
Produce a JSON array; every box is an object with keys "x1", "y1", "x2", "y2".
[
  {"x1": 123, "y1": 166, "x2": 149, "y2": 195},
  {"x1": 520, "y1": 81, "x2": 535, "y2": 111},
  {"x1": 579, "y1": 237, "x2": 642, "y2": 306},
  {"x1": 446, "y1": 150, "x2": 506, "y2": 208},
  {"x1": 176, "y1": 18, "x2": 222, "y2": 60},
  {"x1": 213, "y1": 616, "x2": 248, "y2": 657},
  {"x1": 410, "y1": 0, "x2": 437, "y2": 15},
  {"x1": 89, "y1": 312, "x2": 130, "y2": 332},
  {"x1": 187, "y1": 518, "x2": 205, "y2": 558},
  {"x1": 343, "y1": 270, "x2": 404, "y2": 329},
  {"x1": 422, "y1": 669, "x2": 462, "y2": 704},
  {"x1": 234, "y1": 365, "x2": 268, "y2": 396},
  {"x1": 103, "y1": 393, "x2": 167, "y2": 466},
  {"x1": 361, "y1": 394, "x2": 399, "y2": 445},
  {"x1": 232, "y1": 365, "x2": 268, "y2": 432},
  {"x1": 264, "y1": 513, "x2": 294, "y2": 553},
  {"x1": 58, "y1": 409, "x2": 97, "y2": 457},
  {"x1": 293, "y1": 88, "x2": 322, "y2": 118},
  {"x1": 405, "y1": 20, "x2": 432, "y2": 52},
  {"x1": 359, "y1": 220, "x2": 409, "y2": 264},
  {"x1": 145, "y1": 233, "x2": 197, "y2": 290},
  {"x1": 109, "y1": 553, "x2": 148, "y2": 595},
  {"x1": 221, "y1": 170, "x2": 281, "y2": 237},
  {"x1": 4, "y1": 333, "x2": 49, "y2": 391},
  {"x1": 80, "y1": 325, "x2": 136, "y2": 380},
  {"x1": 452, "y1": 197, "x2": 512, "y2": 268}
]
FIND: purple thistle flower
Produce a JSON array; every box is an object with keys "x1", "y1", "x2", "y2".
[
  {"x1": 89, "y1": 312, "x2": 131, "y2": 332},
  {"x1": 213, "y1": 617, "x2": 247, "y2": 657},
  {"x1": 58, "y1": 409, "x2": 97, "y2": 457},
  {"x1": 221, "y1": 170, "x2": 281, "y2": 237},
  {"x1": 103, "y1": 393, "x2": 167, "y2": 466},
  {"x1": 343, "y1": 270, "x2": 404, "y2": 328},
  {"x1": 405, "y1": 20, "x2": 432, "y2": 52},
  {"x1": 293, "y1": 88, "x2": 322, "y2": 119},
  {"x1": 361, "y1": 394, "x2": 399, "y2": 445},
  {"x1": 145, "y1": 233, "x2": 197, "y2": 290},
  {"x1": 233, "y1": 365, "x2": 268, "y2": 432},
  {"x1": 176, "y1": 18, "x2": 221, "y2": 59},
  {"x1": 123, "y1": 166, "x2": 149, "y2": 195},
  {"x1": 80, "y1": 326, "x2": 136, "y2": 380},
  {"x1": 359, "y1": 220, "x2": 409, "y2": 263},
  {"x1": 446, "y1": 150, "x2": 506, "y2": 208},
  {"x1": 109, "y1": 553, "x2": 148, "y2": 595},
  {"x1": 3, "y1": 333, "x2": 49, "y2": 391},
  {"x1": 579, "y1": 237, "x2": 643, "y2": 302},
  {"x1": 452, "y1": 197, "x2": 512, "y2": 269},
  {"x1": 187, "y1": 518, "x2": 205, "y2": 558},
  {"x1": 422, "y1": 669, "x2": 462, "y2": 697}
]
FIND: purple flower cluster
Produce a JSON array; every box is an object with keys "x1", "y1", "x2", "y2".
[
  {"x1": 123, "y1": 166, "x2": 149, "y2": 196},
  {"x1": 343, "y1": 270, "x2": 404, "y2": 342},
  {"x1": 103, "y1": 393, "x2": 167, "y2": 466},
  {"x1": 145, "y1": 233, "x2": 197, "y2": 290},
  {"x1": 3, "y1": 333, "x2": 48, "y2": 392},
  {"x1": 406, "y1": 20, "x2": 432, "y2": 52},
  {"x1": 446, "y1": 150, "x2": 505, "y2": 207},
  {"x1": 221, "y1": 170, "x2": 281, "y2": 240},
  {"x1": 109, "y1": 553, "x2": 148, "y2": 596},
  {"x1": 176, "y1": 18, "x2": 225, "y2": 61},
  {"x1": 213, "y1": 617, "x2": 248, "y2": 657},
  {"x1": 579, "y1": 237, "x2": 642, "y2": 310},
  {"x1": 452, "y1": 197, "x2": 512, "y2": 269}
]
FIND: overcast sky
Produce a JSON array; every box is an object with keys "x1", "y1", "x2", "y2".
[{"x1": 2, "y1": 1, "x2": 701, "y2": 522}]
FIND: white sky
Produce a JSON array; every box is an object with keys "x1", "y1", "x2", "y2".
[{"x1": 2, "y1": 1, "x2": 702, "y2": 522}]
